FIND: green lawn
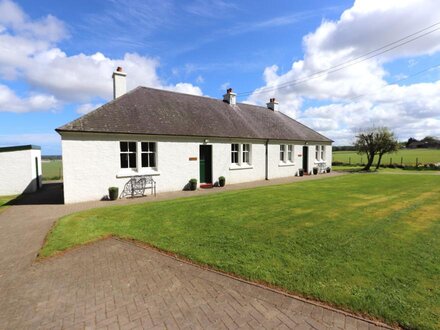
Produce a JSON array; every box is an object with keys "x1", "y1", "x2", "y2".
[
  {"x1": 0, "y1": 195, "x2": 16, "y2": 214},
  {"x1": 333, "y1": 149, "x2": 440, "y2": 165},
  {"x1": 42, "y1": 160, "x2": 62, "y2": 180},
  {"x1": 41, "y1": 174, "x2": 440, "y2": 329}
]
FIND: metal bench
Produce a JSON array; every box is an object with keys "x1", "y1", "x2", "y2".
[
  {"x1": 317, "y1": 161, "x2": 327, "y2": 173},
  {"x1": 120, "y1": 175, "x2": 156, "y2": 198}
]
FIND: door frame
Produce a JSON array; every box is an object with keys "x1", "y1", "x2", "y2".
[{"x1": 199, "y1": 145, "x2": 213, "y2": 183}]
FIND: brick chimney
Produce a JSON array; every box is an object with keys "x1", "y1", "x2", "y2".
[
  {"x1": 112, "y1": 67, "x2": 127, "y2": 100},
  {"x1": 223, "y1": 88, "x2": 236, "y2": 105},
  {"x1": 266, "y1": 98, "x2": 279, "y2": 111}
]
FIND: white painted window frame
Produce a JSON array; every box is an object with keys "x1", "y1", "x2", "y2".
[
  {"x1": 280, "y1": 144, "x2": 286, "y2": 163},
  {"x1": 242, "y1": 143, "x2": 251, "y2": 165},
  {"x1": 117, "y1": 141, "x2": 160, "y2": 178}
]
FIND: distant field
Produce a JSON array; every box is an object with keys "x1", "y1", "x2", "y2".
[
  {"x1": 42, "y1": 160, "x2": 62, "y2": 180},
  {"x1": 333, "y1": 149, "x2": 440, "y2": 165}
]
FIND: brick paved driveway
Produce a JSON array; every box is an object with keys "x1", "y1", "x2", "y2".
[{"x1": 0, "y1": 180, "x2": 392, "y2": 329}]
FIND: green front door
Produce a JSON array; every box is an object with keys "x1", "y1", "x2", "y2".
[{"x1": 199, "y1": 145, "x2": 212, "y2": 183}]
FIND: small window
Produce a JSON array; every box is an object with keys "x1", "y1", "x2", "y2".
[
  {"x1": 315, "y1": 146, "x2": 319, "y2": 160},
  {"x1": 120, "y1": 141, "x2": 137, "y2": 168},
  {"x1": 141, "y1": 142, "x2": 156, "y2": 168},
  {"x1": 231, "y1": 144, "x2": 239, "y2": 164},
  {"x1": 287, "y1": 145, "x2": 293, "y2": 162},
  {"x1": 242, "y1": 144, "x2": 250, "y2": 164},
  {"x1": 321, "y1": 145, "x2": 325, "y2": 160},
  {"x1": 280, "y1": 145, "x2": 286, "y2": 162}
]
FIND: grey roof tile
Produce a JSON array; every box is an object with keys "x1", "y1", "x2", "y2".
[{"x1": 56, "y1": 87, "x2": 332, "y2": 142}]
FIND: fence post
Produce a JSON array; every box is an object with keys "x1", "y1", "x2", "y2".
[
  {"x1": 401, "y1": 157, "x2": 403, "y2": 166},
  {"x1": 416, "y1": 157, "x2": 419, "y2": 167}
]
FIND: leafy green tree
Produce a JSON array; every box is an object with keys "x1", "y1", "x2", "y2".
[
  {"x1": 354, "y1": 127, "x2": 398, "y2": 171},
  {"x1": 375, "y1": 128, "x2": 399, "y2": 169}
]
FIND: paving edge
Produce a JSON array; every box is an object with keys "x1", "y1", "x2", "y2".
[{"x1": 112, "y1": 237, "x2": 399, "y2": 330}]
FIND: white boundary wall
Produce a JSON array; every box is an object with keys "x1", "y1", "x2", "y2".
[
  {"x1": 61, "y1": 132, "x2": 332, "y2": 203},
  {"x1": 0, "y1": 146, "x2": 42, "y2": 195}
]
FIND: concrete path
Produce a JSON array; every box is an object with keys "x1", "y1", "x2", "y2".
[{"x1": 0, "y1": 174, "x2": 392, "y2": 329}]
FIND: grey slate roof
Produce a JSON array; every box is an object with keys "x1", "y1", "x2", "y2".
[{"x1": 56, "y1": 87, "x2": 332, "y2": 142}]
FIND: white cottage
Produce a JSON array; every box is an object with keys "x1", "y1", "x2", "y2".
[
  {"x1": 0, "y1": 145, "x2": 42, "y2": 195},
  {"x1": 57, "y1": 68, "x2": 332, "y2": 204}
]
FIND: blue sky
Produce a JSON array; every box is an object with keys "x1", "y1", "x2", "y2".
[{"x1": 1, "y1": 0, "x2": 439, "y2": 154}]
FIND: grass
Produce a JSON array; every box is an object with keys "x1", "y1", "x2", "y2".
[
  {"x1": 42, "y1": 160, "x2": 62, "y2": 180},
  {"x1": 0, "y1": 195, "x2": 16, "y2": 214},
  {"x1": 41, "y1": 174, "x2": 440, "y2": 329},
  {"x1": 333, "y1": 148, "x2": 440, "y2": 165}
]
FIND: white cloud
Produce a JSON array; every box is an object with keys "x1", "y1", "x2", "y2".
[
  {"x1": 0, "y1": 84, "x2": 58, "y2": 112},
  {"x1": 247, "y1": 0, "x2": 440, "y2": 144},
  {"x1": 0, "y1": 0, "x2": 203, "y2": 112}
]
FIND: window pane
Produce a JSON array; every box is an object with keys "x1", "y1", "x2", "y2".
[
  {"x1": 129, "y1": 153, "x2": 136, "y2": 168},
  {"x1": 288, "y1": 145, "x2": 292, "y2": 151},
  {"x1": 149, "y1": 142, "x2": 155, "y2": 152},
  {"x1": 149, "y1": 153, "x2": 156, "y2": 167},
  {"x1": 128, "y1": 142, "x2": 136, "y2": 151},
  {"x1": 120, "y1": 154, "x2": 128, "y2": 168},
  {"x1": 141, "y1": 142, "x2": 147, "y2": 152},
  {"x1": 141, "y1": 153, "x2": 147, "y2": 167},
  {"x1": 120, "y1": 141, "x2": 128, "y2": 152}
]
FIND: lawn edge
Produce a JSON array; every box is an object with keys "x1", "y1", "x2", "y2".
[{"x1": 36, "y1": 235, "x2": 399, "y2": 329}]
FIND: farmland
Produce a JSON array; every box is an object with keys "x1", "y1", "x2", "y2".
[
  {"x1": 333, "y1": 148, "x2": 440, "y2": 165},
  {"x1": 42, "y1": 160, "x2": 62, "y2": 181}
]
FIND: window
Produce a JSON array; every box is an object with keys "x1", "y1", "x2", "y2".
[
  {"x1": 321, "y1": 145, "x2": 325, "y2": 160},
  {"x1": 315, "y1": 145, "x2": 320, "y2": 160},
  {"x1": 287, "y1": 145, "x2": 293, "y2": 162},
  {"x1": 120, "y1": 141, "x2": 137, "y2": 168},
  {"x1": 280, "y1": 145, "x2": 286, "y2": 162},
  {"x1": 231, "y1": 144, "x2": 239, "y2": 164},
  {"x1": 242, "y1": 144, "x2": 250, "y2": 164},
  {"x1": 141, "y1": 142, "x2": 156, "y2": 168}
]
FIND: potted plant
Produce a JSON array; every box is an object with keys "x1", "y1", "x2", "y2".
[
  {"x1": 313, "y1": 167, "x2": 318, "y2": 175},
  {"x1": 298, "y1": 169, "x2": 304, "y2": 176},
  {"x1": 219, "y1": 176, "x2": 226, "y2": 187},
  {"x1": 189, "y1": 178, "x2": 197, "y2": 191},
  {"x1": 326, "y1": 167, "x2": 331, "y2": 173},
  {"x1": 108, "y1": 187, "x2": 119, "y2": 200}
]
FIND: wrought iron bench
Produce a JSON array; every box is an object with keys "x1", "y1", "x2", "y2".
[
  {"x1": 317, "y1": 161, "x2": 327, "y2": 173},
  {"x1": 120, "y1": 175, "x2": 156, "y2": 198}
]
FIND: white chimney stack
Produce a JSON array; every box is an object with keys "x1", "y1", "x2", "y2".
[
  {"x1": 112, "y1": 66, "x2": 127, "y2": 99},
  {"x1": 266, "y1": 98, "x2": 279, "y2": 111},
  {"x1": 223, "y1": 88, "x2": 237, "y2": 105}
]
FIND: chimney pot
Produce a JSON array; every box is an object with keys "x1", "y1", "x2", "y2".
[{"x1": 116, "y1": 66, "x2": 123, "y2": 72}]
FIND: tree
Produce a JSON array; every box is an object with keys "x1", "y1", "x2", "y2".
[
  {"x1": 375, "y1": 128, "x2": 399, "y2": 169},
  {"x1": 354, "y1": 127, "x2": 398, "y2": 171}
]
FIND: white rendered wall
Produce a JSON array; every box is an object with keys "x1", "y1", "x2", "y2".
[
  {"x1": 0, "y1": 149, "x2": 41, "y2": 195},
  {"x1": 61, "y1": 133, "x2": 332, "y2": 203}
]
